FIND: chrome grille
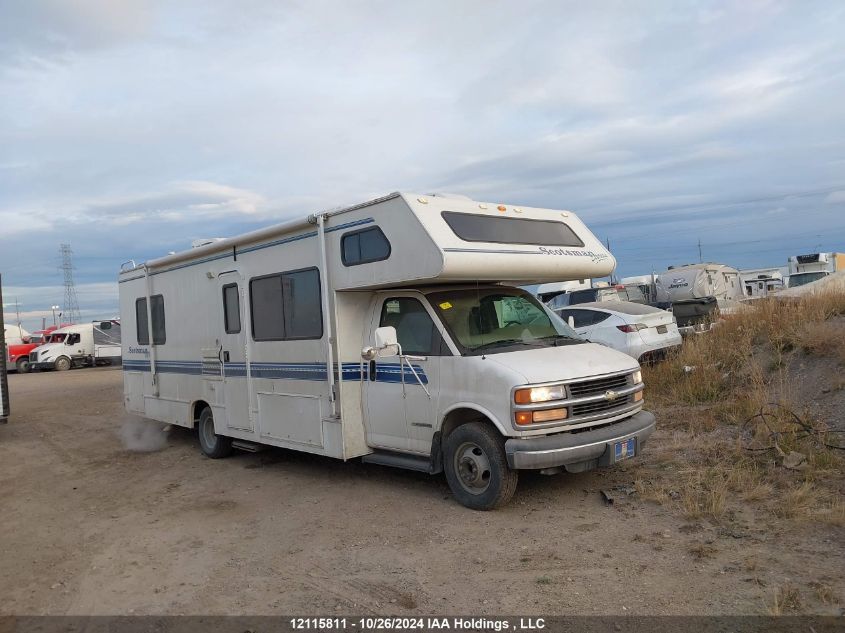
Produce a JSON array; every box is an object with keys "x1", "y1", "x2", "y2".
[
  {"x1": 568, "y1": 373, "x2": 629, "y2": 398},
  {"x1": 572, "y1": 396, "x2": 633, "y2": 416}
]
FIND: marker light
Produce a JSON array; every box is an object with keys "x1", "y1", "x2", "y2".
[
  {"x1": 497, "y1": 205, "x2": 507, "y2": 212},
  {"x1": 634, "y1": 390, "x2": 644, "y2": 402},
  {"x1": 515, "y1": 411, "x2": 533, "y2": 425},
  {"x1": 514, "y1": 385, "x2": 565, "y2": 404},
  {"x1": 531, "y1": 408, "x2": 568, "y2": 423}
]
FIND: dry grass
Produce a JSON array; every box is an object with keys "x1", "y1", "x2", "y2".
[
  {"x1": 636, "y1": 292, "x2": 845, "y2": 527},
  {"x1": 769, "y1": 584, "x2": 802, "y2": 615}
]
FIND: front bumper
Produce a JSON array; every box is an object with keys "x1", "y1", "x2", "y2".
[
  {"x1": 504, "y1": 411, "x2": 656, "y2": 471},
  {"x1": 30, "y1": 361, "x2": 56, "y2": 371}
]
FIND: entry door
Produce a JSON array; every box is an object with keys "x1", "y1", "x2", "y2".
[
  {"x1": 218, "y1": 272, "x2": 252, "y2": 431},
  {"x1": 363, "y1": 296, "x2": 443, "y2": 454}
]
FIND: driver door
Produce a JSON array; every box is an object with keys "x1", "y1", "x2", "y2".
[{"x1": 363, "y1": 295, "x2": 445, "y2": 454}]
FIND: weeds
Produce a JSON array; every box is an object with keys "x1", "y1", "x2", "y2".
[
  {"x1": 769, "y1": 584, "x2": 802, "y2": 615},
  {"x1": 638, "y1": 292, "x2": 845, "y2": 528}
]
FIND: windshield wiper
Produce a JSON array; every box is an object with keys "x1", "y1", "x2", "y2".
[
  {"x1": 538, "y1": 334, "x2": 582, "y2": 346},
  {"x1": 470, "y1": 339, "x2": 526, "y2": 352}
]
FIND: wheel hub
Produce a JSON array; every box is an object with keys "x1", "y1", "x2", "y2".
[{"x1": 455, "y1": 442, "x2": 491, "y2": 494}]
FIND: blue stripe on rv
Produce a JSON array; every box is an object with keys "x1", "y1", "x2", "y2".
[{"x1": 122, "y1": 360, "x2": 427, "y2": 383}]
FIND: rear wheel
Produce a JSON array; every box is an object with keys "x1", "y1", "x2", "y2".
[
  {"x1": 54, "y1": 356, "x2": 72, "y2": 371},
  {"x1": 16, "y1": 357, "x2": 30, "y2": 374},
  {"x1": 443, "y1": 422, "x2": 518, "y2": 510},
  {"x1": 197, "y1": 407, "x2": 233, "y2": 459}
]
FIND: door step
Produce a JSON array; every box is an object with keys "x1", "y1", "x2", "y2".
[
  {"x1": 232, "y1": 439, "x2": 265, "y2": 453},
  {"x1": 361, "y1": 451, "x2": 433, "y2": 473}
]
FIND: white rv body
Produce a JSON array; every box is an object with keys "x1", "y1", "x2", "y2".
[
  {"x1": 29, "y1": 322, "x2": 122, "y2": 371},
  {"x1": 119, "y1": 192, "x2": 654, "y2": 509},
  {"x1": 3, "y1": 324, "x2": 30, "y2": 347},
  {"x1": 655, "y1": 263, "x2": 743, "y2": 306},
  {"x1": 739, "y1": 268, "x2": 784, "y2": 298}
]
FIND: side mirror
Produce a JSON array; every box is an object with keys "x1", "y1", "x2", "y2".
[
  {"x1": 374, "y1": 326, "x2": 400, "y2": 358},
  {"x1": 568, "y1": 316, "x2": 576, "y2": 329}
]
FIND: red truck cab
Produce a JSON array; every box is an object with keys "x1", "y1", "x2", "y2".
[{"x1": 7, "y1": 327, "x2": 58, "y2": 373}]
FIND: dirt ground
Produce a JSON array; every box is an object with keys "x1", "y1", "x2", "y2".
[{"x1": 1, "y1": 367, "x2": 842, "y2": 616}]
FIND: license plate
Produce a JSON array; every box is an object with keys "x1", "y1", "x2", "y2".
[
  {"x1": 656, "y1": 325, "x2": 668, "y2": 334},
  {"x1": 614, "y1": 437, "x2": 636, "y2": 461}
]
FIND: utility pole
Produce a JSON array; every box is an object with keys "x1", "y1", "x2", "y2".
[
  {"x1": 698, "y1": 238, "x2": 703, "y2": 263},
  {"x1": 59, "y1": 244, "x2": 81, "y2": 324},
  {"x1": 13, "y1": 297, "x2": 21, "y2": 328}
]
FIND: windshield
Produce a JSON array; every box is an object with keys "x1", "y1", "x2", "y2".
[
  {"x1": 788, "y1": 272, "x2": 827, "y2": 287},
  {"x1": 48, "y1": 333, "x2": 67, "y2": 343},
  {"x1": 428, "y1": 287, "x2": 583, "y2": 355}
]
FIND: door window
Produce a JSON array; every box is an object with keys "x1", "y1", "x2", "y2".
[
  {"x1": 379, "y1": 298, "x2": 446, "y2": 356},
  {"x1": 222, "y1": 283, "x2": 241, "y2": 334}
]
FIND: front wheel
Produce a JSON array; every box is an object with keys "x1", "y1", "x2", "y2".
[
  {"x1": 197, "y1": 407, "x2": 233, "y2": 459},
  {"x1": 443, "y1": 422, "x2": 518, "y2": 510},
  {"x1": 54, "y1": 356, "x2": 72, "y2": 371},
  {"x1": 16, "y1": 357, "x2": 30, "y2": 373}
]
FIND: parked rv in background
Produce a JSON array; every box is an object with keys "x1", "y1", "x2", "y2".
[
  {"x1": 29, "y1": 321, "x2": 121, "y2": 371},
  {"x1": 787, "y1": 252, "x2": 845, "y2": 288},
  {"x1": 740, "y1": 268, "x2": 785, "y2": 298},
  {"x1": 655, "y1": 263, "x2": 743, "y2": 334},
  {"x1": 0, "y1": 276, "x2": 9, "y2": 424},
  {"x1": 620, "y1": 275, "x2": 658, "y2": 304},
  {"x1": 3, "y1": 324, "x2": 30, "y2": 347}
]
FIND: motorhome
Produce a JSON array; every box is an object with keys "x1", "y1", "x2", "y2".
[
  {"x1": 787, "y1": 252, "x2": 845, "y2": 288},
  {"x1": 29, "y1": 321, "x2": 122, "y2": 371},
  {"x1": 119, "y1": 192, "x2": 654, "y2": 510},
  {"x1": 1, "y1": 276, "x2": 9, "y2": 424}
]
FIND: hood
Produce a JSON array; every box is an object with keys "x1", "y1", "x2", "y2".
[
  {"x1": 483, "y1": 342, "x2": 638, "y2": 384},
  {"x1": 32, "y1": 343, "x2": 64, "y2": 358}
]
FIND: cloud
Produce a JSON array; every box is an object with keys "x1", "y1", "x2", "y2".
[
  {"x1": 824, "y1": 191, "x2": 845, "y2": 204},
  {"x1": 1, "y1": 0, "x2": 844, "y2": 312}
]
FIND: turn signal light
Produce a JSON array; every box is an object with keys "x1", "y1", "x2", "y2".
[
  {"x1": 634, "y1": 390, "x2": 644, "y2": 402},
  {"x1": 515, "y1": 411, "x2": 533, "y2": 425}
]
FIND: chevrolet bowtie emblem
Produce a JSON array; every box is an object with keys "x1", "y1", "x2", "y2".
[{"x1": 605, "y1": 390, "x2": 619, "y2": 402}]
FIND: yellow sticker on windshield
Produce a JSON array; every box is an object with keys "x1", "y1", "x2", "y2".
[{"x1": 439, "y1": 301, "x2": 453, "y2": 310}]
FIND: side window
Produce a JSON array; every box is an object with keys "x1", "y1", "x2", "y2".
[
  {"x1": 222, "y1": 284, "x2": 241, "y2": 334},
  {"x1": 590, "y1": 311, "x2": 612, "y2": 325},
  {"x1": 341, "y1": 226, "x2": 391, "y2": 266},
  {"x1": 66, "y1": 333, "x2": 80, "y2": 345},
  {"x1": 560, "y1": 309, "x2": 594, "y2": 328},
  {"x1": 250, "y1": 275, "x2": 285, "y2": 341},
  {"x1": 136, "y1": 295, "x2": 166, "y2": 345},
  {"x1": 250, "y1": 268, "x2": 323, "y2": 341},
  {"x1": 379, "y1": 298, "x2": 444, "y2": 356},
  {"x1": 282, "y1": 268, "x2": 323, "y2": 339}
]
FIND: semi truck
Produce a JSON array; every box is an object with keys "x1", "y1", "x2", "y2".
[
  {"x1": 787, "y1": 252, "x2": 845, "y2": 288},
  {"x1": 29, "y1": 321, "x2": 122, "y2": 371},
  {"x1": 119, "y1": 192, "x2": 654, "y2": 510}
]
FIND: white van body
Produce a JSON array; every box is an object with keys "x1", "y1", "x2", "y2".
[
  {"x1": 3, "y1": 324, "x2": 30, "y2": 347},
  {"x1": 119, "y1": 192, "x2": 654, "y2": 509},
  {"x1": 29, "y1": 322, "x2": 122, "y2": 371}
]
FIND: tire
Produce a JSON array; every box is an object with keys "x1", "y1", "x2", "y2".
[
  {"x1": 54, "y1": 356, "x2": 72, "y2": 371},
  {"x1": 443, "y1": 422, "x2": 518, "y2": 510},
  {"x1": 197, "y1": 407, "x2": 233, "y2": 459},
  {"x1": 16, "y1": 357, "x2": 30, "y2": 374}
]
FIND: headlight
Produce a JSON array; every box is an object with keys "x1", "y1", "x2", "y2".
[
  {"x1": 632, "y1": 370, "x2": 643, "y2": 384},
  {"x1": 514, "y1": 385, "x2": 565, "y2": 404}
]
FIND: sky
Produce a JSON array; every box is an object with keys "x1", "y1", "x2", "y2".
[{"x1": 2, "y1": 0, "x2": 844, "y2": 332}]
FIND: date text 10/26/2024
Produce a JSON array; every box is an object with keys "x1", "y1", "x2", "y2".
[{"x1": 290, "y1": 618, "x2": 546, "y2": 631}]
